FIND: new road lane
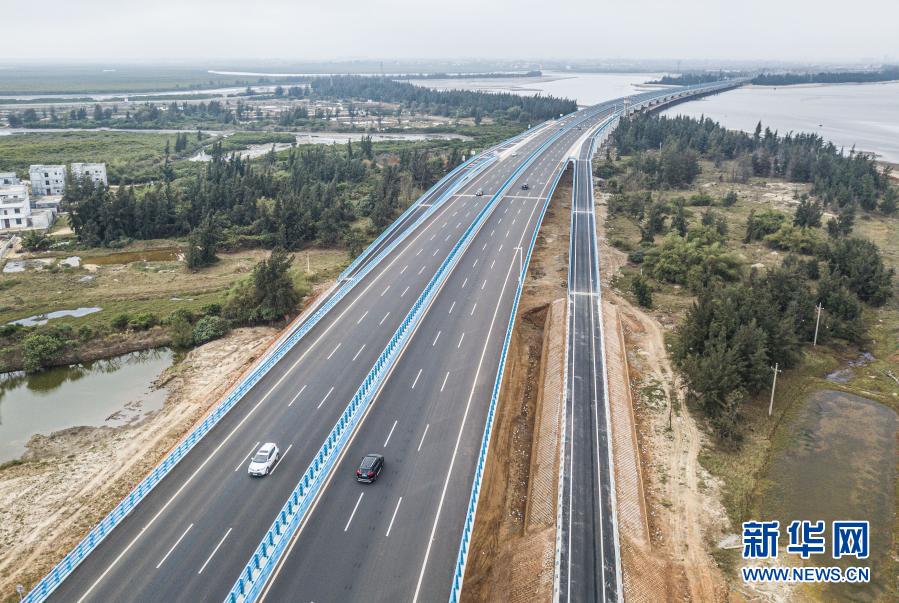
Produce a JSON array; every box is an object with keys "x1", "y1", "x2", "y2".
[
  {"x1": 46, "y1": 116, "x2": 575, "y2": 602},
  {"x1": 257, "y1": 106, "x2": 619, "y2": 602},
  {"x1": 558, "y1": 144, "x2": 618, "y2": 600}
]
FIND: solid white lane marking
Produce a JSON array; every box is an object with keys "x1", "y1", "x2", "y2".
[
  {"x1": 356, "y1": 310, "x2": 368, "y2": 324},
  {"x1": 344, "y1": 492, "x2": 364, "y2": 532},
  {"x1": 441, "y1": 372, "x2": 450, "y2": 392},
  {"x1": 327, "y1": 342, "x2": 342, "y2": 359},
  {"x1": 234, "y1": 441, "x2": 261, "y2": 472},
  {"x1": 432, "y1": 331, "x2": 441, "y2": 346},
  {"x1": 269, "y1": 444, "x2": 291, "y2": 474},
  {"x1": 156, "y1": 523, "x2": 193, "y2": 569},
  {"x1": 380, "y1": 312, "x2": 391, "y2": 325},
  {"x1": 287, "y1": 385, "x2": 307, "y2": 408},
  {"x1": 383, "y1": 420, "x2": 398, "y2": 447},
  {"x1": 317, "y1": 387, "x2": 335, "y2": 409},
  {"x1": 418, "y1": 265, "x2": 426, "y2": 275},
  {"x1": 457, "y1": 333, "x2": 465, "y2": 348},
  {"x1": 411, "y1": 368, "x2": 423, "y2": 389},
  {"x1": 197, "y1": 527, "x2": 232, "y2": 575},
  {"x1": 448, "y1": 301, "x2": 456, "y2": 314},
  {"x1": 385, "y1": 497, "x2": 403, "y2": 538},
  {"x1": 470, "y1": 303, "x2": 477, "y2": 316},
  {"x1": 352, "y1": 344, "x2": 366, "y2": 361},
  {"x1": 381, "y1": 285, "x2": 390, "y2": 296}
]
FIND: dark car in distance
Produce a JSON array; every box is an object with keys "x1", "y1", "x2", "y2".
[{"x1": 355, "y1": 453, "x2": 384, "y2": 483}]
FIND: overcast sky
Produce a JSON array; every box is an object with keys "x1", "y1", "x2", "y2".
[{"x1": 2, "y1": 0, "x2": 897, "y2": 63}]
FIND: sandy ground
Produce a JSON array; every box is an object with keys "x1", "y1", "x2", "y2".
[
  {"x1": 462, "y1": 171, "x2": 572, "y2": 602},
  {"x1": 596, "y1": 191, "x2": 732, "y2": 602},
  {"x1": 0, "y1": 325, "x2": 278, "y2": 595}
]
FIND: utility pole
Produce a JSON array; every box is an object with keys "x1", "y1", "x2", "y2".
[
  {"x1": 768, "y1": 363, "x2": 782, "y2": 416},
  {"x1": 813, "y1": 303, "x2": 823, "y2": 346}
]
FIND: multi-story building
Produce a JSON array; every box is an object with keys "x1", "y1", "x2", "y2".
[
  {"x1": 29, "y1": 164, "x2": 67, "y2": 197},
  {"x1": 71, "y1": 162, "x2": 108, "y2": 186},
  {"x1": 0, "y1": 184, "x2": 54, "y2": 231},
  {"x1": 0, "y1": 172, "x2": 19, "y2": 186}
]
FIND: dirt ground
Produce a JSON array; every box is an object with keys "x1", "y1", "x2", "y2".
[
  {"x1": 0, "y1": 324, "x2": 279, "y2": 596},
  {"x1": 462, "y1": 170, "x2": 572, "y2": 602},
  {"x1": 595, "y1": 191, "x2": 732, "y2": 601}
]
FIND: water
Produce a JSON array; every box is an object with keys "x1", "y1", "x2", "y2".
[
  {"x1": 758, "y1": 390, "x2": 896, "y2": 600},
  {"x1": 409, "y1": 71, "x2": 664, "y2": 106},
  {"x1": 9, "y1": 307, "x2": 102, "y2": 327},
  {"x1": 661, "y1": 82, "x2": 899, "y2": 163},
  {"x1": 0, "y1": 348, "x2": 174, "y2": 462}
]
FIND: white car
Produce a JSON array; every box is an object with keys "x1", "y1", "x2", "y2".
[
  {"x1": 247, "y1": 442, "x2": 280, "y2": 477},
  {"x1": 475, "y1": 188, "x2": 484, "y2": 196}
]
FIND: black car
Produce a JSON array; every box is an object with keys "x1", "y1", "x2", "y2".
[
  {"x1": 521, "y1": 183, "x2": 530, "y2": 190},
  {"x1": 355, "y1": 453, "x2": 384, "y2": 483}
]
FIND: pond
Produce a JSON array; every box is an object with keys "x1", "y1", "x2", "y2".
[
  {"x1": 8, "y1": 306, "x2": 102, "y2": 327},
  {"x1": 756, "y1": 389, "x2": 896, "y2": 600},
  {"x1": 0, "y1": 348, "x2": 174, "y2": 462}
]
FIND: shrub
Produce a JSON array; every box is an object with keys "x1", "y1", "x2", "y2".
[
  {"x1": 23, "y1": 333, "x2": 65, "y2": 372},
  {"x1": 111, "y1": 313, "x2": 131, "y2": 330},
  {"x1": 199, "y1": 303, "x2": 222, "y2": 317},
  {"x1": 744, "y1": 209, "x2": 787, "y2": 242},
  {"x1": 168, "y1": 314, "x2": 194, "y2": 348},
  {"x1": 168, "y1": 308, "x2": 196, "y2": 324},
  {"x1": 721, "y1": 190, "x2": 738, "y2": 207},
  {"x1": 192, "y1": 315, "x2": 230, "y2": 345},
  {"x1": 764, "y1": 224, "x2": 822, "y2": 255},
  {"x1": 127, "y1": 312, "x2": 159, "y2": 331},
  {"x1": 632, "y1": 275, "x2": 653, "y2": 308}
]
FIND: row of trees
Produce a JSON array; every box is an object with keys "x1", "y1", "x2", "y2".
[
  {"x1": 612, "y1": 115, "x2": 897, "y2": 213},
  {"x1": 65, "y1": 139, "x2": 460, "y2": 254},
  {"x1": 751, "y1": 67, "x2": 899, "y2": 86}
]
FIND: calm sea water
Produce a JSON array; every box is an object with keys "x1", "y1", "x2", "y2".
[
  {"x1": 426, "y1": 72, "x2": 899, "y2": 164},
  {"x1": 662, "y1": 82, "x2": 899, "y2": 163}
]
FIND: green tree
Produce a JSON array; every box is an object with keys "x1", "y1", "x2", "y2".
[
  {"x1": 192, "y1": 315, "x2": 230, "y2": 345},
  {"x1": 793, "y1": 194, "x2": 823, "y2": 227},
  {"x1": 185, "y1": 214, "x2": 220, "y2": 270},
  {"x1": 23, "y1": 333, "x2": 65, "y2": 373},
  {"x1": 224, "y1": 248, "x2": 302, "y2": 324},
  {"x1": 632, "y1": 274, "x2": 653, "y2": 308}
]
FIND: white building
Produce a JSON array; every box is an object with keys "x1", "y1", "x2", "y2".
[
  {"x1": 29, "y1": 164, "x2": 67, "y2": 197},
  {"x1": 0, "y1": 172, "x2": 19, "y2": 186},
  {"x1": 0, "y1": 184, "x2": 55, "y2": 231},
  {"x1": 71, "y1": 162, "x2": 108, "y2": 186}
]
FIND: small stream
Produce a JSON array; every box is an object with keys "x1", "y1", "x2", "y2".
[{"x1": 0, "y1": 348, "x2": 174, "y2": 462}]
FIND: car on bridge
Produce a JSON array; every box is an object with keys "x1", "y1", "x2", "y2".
[
  {"x1": 247, "y1": 442, "x2": 280, "y2": 476},
  {"x1": 475, "y1": 188, "x2": 484, "y2": 196},
  {"x1": 355, "y1": 453, "x2": 384, "y2": 483},
  {"x1": 521, "y1": 183, "x2": 530, "y2": 190}
]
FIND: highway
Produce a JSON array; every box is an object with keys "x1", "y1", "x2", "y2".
[
  {"x1": 34, "y1": 82, "x2": 740, "y2": 603},
  {"x1": 557, "y1": 139, "x2": 618, "y2": 602},
  {"x1": 44, "y1": 105, "x2": 613, "y2": 603},
  {"x1": 254, "y1": 110, "x2": 613, "y2": 603}
]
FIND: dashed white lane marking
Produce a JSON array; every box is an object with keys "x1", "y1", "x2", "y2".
[
  {"x1": 441, "y1": 371, "x2": 450, "y2": 392},
  {"x1": 417, "y1": 248, "x2": 424, "y2": 255},
  {"x1": 481, "y1": 279, "x2": 487, "y2": 290},
  {"x1": 418, "y1": 265, "x2": 426, "y2": 275},
  {"x1": 344, "y1": 492, "x2": 364, "y2": 532},
  {"x1": 156, "y1": 523, "x2": 193, "y2": 569},
  {"x1": 411, "y1": 368, "x2": 423, "y2": 389},
  {"x1": 380, "y1": 312, "x2": 391, "y2": 325},
  {"x1": 381, "y1": 285, "x2": 390, "y2": 296},
  {"x1": 490, "y1": 259, "x2": 496, "y2": 269},
  {"x1": 470, "y1": 303, "x2": 477, "y2": 316},
  {"x1": 482, "y1": 242, "x2": 488, "y2": 251},
  {"x1": 457, "y1": 333, "x2": 465, "y2": 348},
  {"x1": 356, "y1": 310, "x2": 368, "y2": 324},
  {"x1": 473, "y1": 259, "x2": 479, "y2": 268},
  {"x1": 198, "y1": 527, "x2": 232, "y2": 575},
  {"x1": 462, "y1": 277, "x2": 468, "y2": 288},
  {"x1": 317, "y1": 386, "x2": 335, "y2": 409},
  {"x1": 352, "y1": 344, "x2": 366, "y2": 362},
  {"x1": 401, "y1": 285, "x2": 410, "y2": 297},
  {"x1": 385, "y1": 497, "x2": 403, "y2": 538},
  {"x1": 418, "y1": 424, "x2": 430, "y2": 451},
  {"x1": 269, "y1": 443, "x2": 291, "y2": 474},
  {"x1": 383, "y1": 420, "x2": 398, "y2": 447},
  {"x1": 400, "y1": 265, "x2": 408, "y2": 274},
  {"x1": 432, "y1": 331, "x2": 441, "y2": 346},
  {"x1": 234, "y1": 441, "x2": 261, "y2": 471},
  {"x1": 287, "y1": 385, "x2": 307, "y2": 408},
  {"x1": 432, "y1": 248, "x2": 439, "y2": 256},
  {"x1": 448, "y1": 301, "x2": 456, "y2": 314},
  {"x1": 327, "y1": 342, "x2": 341, "y2": 359}
]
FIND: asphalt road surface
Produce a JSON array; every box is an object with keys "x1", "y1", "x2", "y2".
[{"x1": 47, "y1": 105, "x2": 614, "y2": 603}]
